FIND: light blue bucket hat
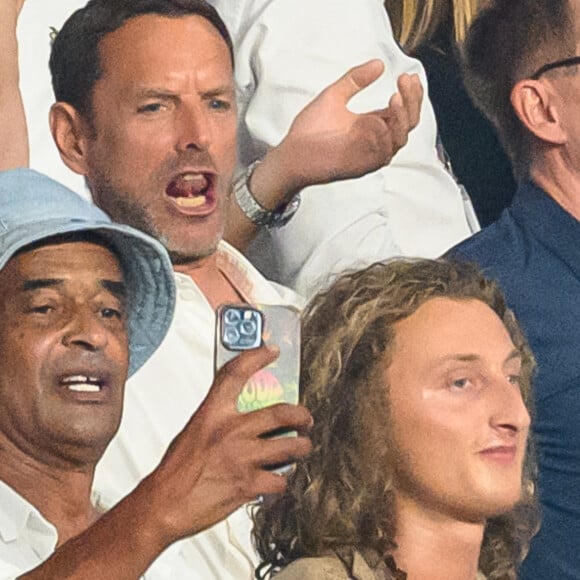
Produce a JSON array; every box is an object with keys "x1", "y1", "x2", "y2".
[{"x1": 0, "y1": 168, "x2": 175, "y2": 376}]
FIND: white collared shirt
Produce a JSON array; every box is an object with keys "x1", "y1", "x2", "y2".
[
  {"x1": 0, "y1": 480, "x2": 185, "y2": 579},
  {"x1": 0, "y1": 480, "x2": 57, "y2": 580},
  {"x1": 95, "y1": 242, "x2": 303, "y2": 580}
]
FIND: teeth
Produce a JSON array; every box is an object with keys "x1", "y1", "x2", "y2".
[
  {"x1": 68, "y1": 383, "x2": 101, "y2": 393},
  {"x1": 62, "y1": 375, "x2": 99, "y2": 384},
  {"x1": 174, "y1": 196, "x2": 206, "y2": 207},
  {"x1": 62, "y1": 375, "x2": 102, "y2": 392}
]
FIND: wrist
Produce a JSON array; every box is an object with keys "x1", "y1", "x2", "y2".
[
  {"x1": 251, "y1": 144, "x2": 300, "y2": 209},
  {"x1": 234, "y1": 156, "x2": 301, "y2": 228},
  {"x1": 128, "y1": 473, "x2": 185, "y2": 548}
]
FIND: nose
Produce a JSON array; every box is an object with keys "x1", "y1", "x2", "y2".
[
  {"x1": 175, "y1": 103, "x2": 211, "y2": 152},
  {"x1": 489, "y1": 377, "x2": 531, "y2": 435},
  {"x1": 61, "y1": 307, "x2": 109, "y2": 352}
]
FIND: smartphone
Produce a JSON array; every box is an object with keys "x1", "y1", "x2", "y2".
[
  {"x1": 215, "y1": 303, "x2": 300, "y2": 413},
  {"x1": 215, "y1": 303, "x2": 300, "y2": 473}
]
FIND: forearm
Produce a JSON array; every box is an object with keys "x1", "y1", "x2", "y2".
[{"x1": 0, "y1": 1, "x2": 29, "y2": 169}]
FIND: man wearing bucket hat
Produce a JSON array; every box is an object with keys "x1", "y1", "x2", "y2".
[{"x1": 0, "y1": 168, "x2": 312, "y2": 578}]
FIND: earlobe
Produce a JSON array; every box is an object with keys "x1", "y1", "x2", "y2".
[
  {"x1": 49, "y1": 102, "x2": 91, "y2": 175},
  {"x1": 510, "y1": 79, "x2": 566, "y2": 145}
]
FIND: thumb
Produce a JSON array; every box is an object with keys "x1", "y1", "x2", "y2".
[
  {"x1": 210, "y1": 344, "x2": 280, "y2": 408},
  {"x1": 329, "y1": 59, "x2": 385, "y2": 103}
]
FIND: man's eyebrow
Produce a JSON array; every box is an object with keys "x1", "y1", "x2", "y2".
[
  {"x1": 434, "y1": 354, "x2": 481, "y2": 365},
  {"x1": 21, "y1": 278, "x2": 126, "y2": 301},
  {"x1": 134, "y1": 86, "x2": 235, "y2": 100},
  {"x1": 201, "y1": 85, "x2": 236, "y2": 99},
  {"x1": 21, "y1": 278, "x2": 62, "y2": 292},
  {"x1": 101, "y1": 279, "x2": 127, "y2": 301},
  {"x1": 505, "y1": 349, "x2": 523, "y2": 364},
  {"x1": 134, "y1": 88, "x2": 178, "y2": 100},
  {"x1": 432, "y1": 349, "x2": 523, "y2": 368}
]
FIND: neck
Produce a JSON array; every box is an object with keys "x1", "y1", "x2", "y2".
[
  {"x1": 173, "y1": 251, "x2": 243, "y2": 309},
  {"x1": 0, "y1": 439, "x2": 98, "y2": 546},
  {"x1": 531, "y1": 150, "x2": 580, "y2": 221},
  {"x1": 392, "y1": 495, "x2": 484, "y2": 580}
]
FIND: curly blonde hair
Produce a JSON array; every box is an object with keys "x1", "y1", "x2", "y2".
[{"x1": 254, "y1": 258, "x2": 538, "y2": 580}]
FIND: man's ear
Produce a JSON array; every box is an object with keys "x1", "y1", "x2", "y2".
[
  {"x1": 510, "y1": 79, "x2": 566, "y2": 145},
  {"x1": 49, "y1": 102, "x2": 92, "y2": 175}
]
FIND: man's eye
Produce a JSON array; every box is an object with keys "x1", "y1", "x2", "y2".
[
  {"x1": 450, "y1": 377, "x2": 473, "y2": 390},
  {"x1": 209, "y1": 99, "x2": 231, "y2": 111},
  {"x1": 30, "y1": 305, "x2": 54, "y2": 314},
  {"x1": 138, "y1": 102, "x2": 164, "y2": 114},
  {"x1": 100, "y1": 307, "x2": 123, "y2": 320},
  {"x1": 508, "y1": 374, "x2": 522, "y2": 387}
]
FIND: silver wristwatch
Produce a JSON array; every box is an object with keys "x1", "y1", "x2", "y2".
[{"x1": 234, "y1": 159, "x2": 301, "y2": 228}]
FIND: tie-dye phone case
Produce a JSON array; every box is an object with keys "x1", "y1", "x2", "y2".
[
  {"x1": 215, "y1": 303, "x2": 300, "y2": 474},
  {"x1": 215, "y1": 303, "x2": 300, "y2": 413}
]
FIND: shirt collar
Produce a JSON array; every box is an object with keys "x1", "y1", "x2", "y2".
[
  {"x1": 216, "y1": 241, "x2": 256, "y2": 302},
  {"x1": 0, "y1": 479, "x2": 58, "y2": 559},
  {"x1": 173, "y1": 240, "x2": 300, "y2": 306},
  {"x1": 511, "y1": 181, "x2": 580, "y2": 279}
]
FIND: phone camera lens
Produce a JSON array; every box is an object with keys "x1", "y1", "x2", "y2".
[
  {"x1": 224, "y1": 326, "x2": 240, "y2": 345},
  {"x1": 240, "y1": 319, "x2": 257, "y2": 336},
  {"x1": 224, "y1": 309, "x2": 241, "y2": 324}
]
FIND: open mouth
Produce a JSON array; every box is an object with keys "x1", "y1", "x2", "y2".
[
  {"x1": 166, "y1": 172, "x2": 215, "y2": 209},
  {"x1": 61, "y1": 375, "x2": 104, "y2": 393}
]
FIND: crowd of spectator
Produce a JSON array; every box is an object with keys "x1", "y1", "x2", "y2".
[{"x1": 0, "y1": 0, "x2": 579, "y2": 578}]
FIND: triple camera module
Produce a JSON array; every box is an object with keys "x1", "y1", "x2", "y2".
[{"x1": 220, "y1": 306, "x2": 263, "y2": 350}]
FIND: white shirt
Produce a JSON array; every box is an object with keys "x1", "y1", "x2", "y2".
[
  {"x1": 95, "y1": 242, "x2": 303, "y2": 580},
  {"x1": 0, "y1": 480, "x2": 185, "y2": 579},
  {"x1": 210, "y1": 0, "x2": 478, "y2": 296},
  {"x1": 0, "y1": 480, "x2": 57, "y2": 580}
]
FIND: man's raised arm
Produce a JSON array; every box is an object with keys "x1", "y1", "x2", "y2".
[
  {"x1": 0, "y1": 0, "x2": 28, "y2": 169},
  {"x1": 225, "y1": 60, "x2": 422, "y2": 250}
]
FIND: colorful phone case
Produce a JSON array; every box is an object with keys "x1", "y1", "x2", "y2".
[{"x1": 215, "y1": 303, "x2": 300, "y2": 413}]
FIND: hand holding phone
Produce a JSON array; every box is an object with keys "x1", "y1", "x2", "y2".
[{"x1": 216, "y1": 303, "x2": 301, "y2": 474}]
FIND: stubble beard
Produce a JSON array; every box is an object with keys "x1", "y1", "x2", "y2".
[{"x1": 89, "y1": 175, "x2": 221, "y2": 266}]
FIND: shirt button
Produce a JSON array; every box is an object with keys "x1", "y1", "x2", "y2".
[{"x1": 180, "y1": 289, "x2": 197, "y2": 301}]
